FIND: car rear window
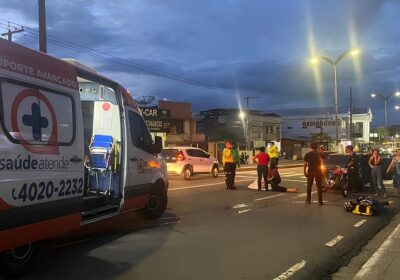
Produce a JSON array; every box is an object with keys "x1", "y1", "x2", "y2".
[{"x1": 162, "y1": 149, "x2": 180, "y2": 162}]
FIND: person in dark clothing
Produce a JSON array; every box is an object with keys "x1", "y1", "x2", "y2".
[
  {"x1": 345, "y1": 145, "x2": 362, "y2": 192},
  {"x1": 268, "y1": 164, "x2": 299, "y2": 193},
  {"x1": 253, "y1": 147, "x2": 270, "y2": 191},
  {"x1": 304, "y1": 143, "x2": 323, "y2": 205}
]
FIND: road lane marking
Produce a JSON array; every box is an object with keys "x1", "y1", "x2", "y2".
[
  {"x1": 297, "y1": 191, "x2": 317, "y2": 198},
  {"x1": 284, "y1": 179, "x2": 306, "y2": 183},
  {"x1": 236, "y1": 175, "x2": 257, "y2": 179},
  {"x1": 292, "y1": 200, "x2": 328, "y2": 204},
  {"x1": 353, "y1": 219, "x2": 367, "y2": 228},
  {"x1": 273, "y1": 259, "x2": 307, "y2": 280},
  {"x1": 237, "y1": 209, "x2": 251, "y2": 214},
  {"x1": 325, "y1": 235, "x2": 344, "y2": 247},
  {"x1": 233, "y1": 203, "x2": 252, "y2": 209},
  {"x1": 160, "y1": 220, "x2": 181, "y2": 226},
  {"x1": 169, "y1": 179, "x2": 254, "y2": 191},
  {"x1": 283, "y1": 173, "x2": 303, "y2": 177},
  {"x1": 254, "y1": 193, "x2": 285, "y2": 201},
  {"x1": 354, "y1": 223, "x2": 400, "y2": 279}
]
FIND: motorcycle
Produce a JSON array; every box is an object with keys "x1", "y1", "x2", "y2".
[{"x1": 321, "y1": 164, "x2": 349, "y2": 198}]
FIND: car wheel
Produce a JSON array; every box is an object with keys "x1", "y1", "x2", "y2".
[
  {"x1": 211, "y1": 166, "x2": 219, "y2": 178},
  {"x1": 0, "y1": 243, "x2": 35, "y2": 278},
  {"x1": 142, "y1": 182, "x2": 168, "y2": 220},
  {"x1": 183, "y1": 167, "x2": 192, "y2": 180}
]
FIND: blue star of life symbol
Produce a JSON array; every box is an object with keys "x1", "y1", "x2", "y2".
[{"x1": 22, "y1": 102, "x2": 49, "y2": 141}]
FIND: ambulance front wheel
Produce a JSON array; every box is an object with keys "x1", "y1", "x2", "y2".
[
  {"x1": 0, "y1": 243, "x2": 35, "y2": 278},
  {"x1": 142, "y1": 182, "x2": 168, "y2": 220}
]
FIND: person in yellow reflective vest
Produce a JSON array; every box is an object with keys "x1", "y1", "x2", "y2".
[
  {"x1": 268, "y1": 141, "x2": 279, "y2": 166},
  {"x1": 222, "y1": 141, "x2": 237, "y2": 190}
]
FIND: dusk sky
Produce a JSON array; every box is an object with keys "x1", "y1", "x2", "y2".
[{"x1": 0, "y1": 0, "x2": 399, "y2": 126}]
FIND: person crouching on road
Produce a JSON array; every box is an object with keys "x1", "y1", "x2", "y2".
[
  {"x1": 268, "y1": 164, "x2": 298, "y2": 193},
  {"x1": 222, "y1": 141, "x2": 237, "y2": 190},
  {"x1": 253, "y1": 147, "x2": 270, "y2": 191},
  {"x1": 304, "y1": 143, "x2": 323, "y2": 205}
]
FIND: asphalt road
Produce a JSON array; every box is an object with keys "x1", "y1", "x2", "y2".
[{"x1": 24, "y1": 167, "x2": 400, "y2": 280}]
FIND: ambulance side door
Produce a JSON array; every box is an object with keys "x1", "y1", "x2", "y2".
[{"x1": 124, "y1": 109, "x2": 154, "y2": 207}]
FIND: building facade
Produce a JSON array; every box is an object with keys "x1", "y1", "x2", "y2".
[
  {"x1": 276, "y1": 107, "x2": 372, "y2": 151},
  {"x1": 196, "y1": 108, "x2": 281, "y2": 149},
  {"x1": 140, "y1": 100, "x2": 205, "y2": 147}
]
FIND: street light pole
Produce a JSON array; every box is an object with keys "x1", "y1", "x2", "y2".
[
  {"x1": 333, "y1": 64, "x2": 339, "y2": 151},
  {"x1": 384, "y1": 99, "x2": 387, "y2": 128},
  {"x1": 310, "y1": 49, "x2": 359, "y2": 152},
  {"x1": 371, "y1": 91, "x2": 400, "y2": 128}
]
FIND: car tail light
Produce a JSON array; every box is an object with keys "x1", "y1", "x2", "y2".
[{"x1": 176, "y1": 151, "x2": 185, "y2": 161}]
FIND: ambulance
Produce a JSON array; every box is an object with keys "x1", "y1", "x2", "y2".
[{"x1": 0, "y1": 38, "x2": 168, "y2": 277}]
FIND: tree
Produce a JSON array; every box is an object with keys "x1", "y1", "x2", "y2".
[{"x1": 376, "y1": 126, "x2": 389, "y2": 142}]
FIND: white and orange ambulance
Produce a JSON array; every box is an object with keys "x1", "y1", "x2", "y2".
[{"x1": 0, "y1": 38, "x2": 168, "y2": 277}]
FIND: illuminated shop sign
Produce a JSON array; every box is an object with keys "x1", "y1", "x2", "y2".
[{"x1": 302, "y1": 119, "x2": 340, "y2": 128}]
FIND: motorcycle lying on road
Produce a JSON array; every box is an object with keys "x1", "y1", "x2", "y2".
[{"x1": 321, "y1": 164, "x2": 349, "y2": 198}]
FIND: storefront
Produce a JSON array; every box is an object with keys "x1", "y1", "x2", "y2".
[{"x1": 139, "y1": 100, "x2": 205, "y2": 148}]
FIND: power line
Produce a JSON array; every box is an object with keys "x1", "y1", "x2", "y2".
[
  {"x1": 0, "y1": 18, "x2": 236, "y2": 94},
  {"x1": 242, "y1": 96, "x2": 259, "y2": 110},
  {"x1": 0, "y1": 22, "x2": 23, "y2": 41}
]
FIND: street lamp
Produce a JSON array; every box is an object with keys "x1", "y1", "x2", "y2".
[
  {"x1": 310, "y1": 49, "x2": 360, "y2": 152},
  {"x1": 371, "y1": 91, "x2": 400, "y2": 127}
]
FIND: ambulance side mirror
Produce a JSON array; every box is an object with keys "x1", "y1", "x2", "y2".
[{"x1": 153, "y1": 136, "x2": 163, "y2": 154}]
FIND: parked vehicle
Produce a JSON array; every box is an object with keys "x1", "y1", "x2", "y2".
[
  {"x1": 0, "y1": 39, "x2": 168, "y2": 277},
  {"x1": 162, "y1": 147, "x2": 219, "y2": 180}
]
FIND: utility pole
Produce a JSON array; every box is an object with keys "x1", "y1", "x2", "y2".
[
  {"x1": 242, "y1": 96, "x2": 259, "y2": 111},
  {"x1": 242, "y1": 96, "x2": 259, "y2": 151},
  {"x1": 1, "y1": 24, "x2": 24, "y2": 41},
  {"x1": 38, "y1": 0, "x2": 47, "y2": 53},
  {"x1": 349, "y1": 87, "x2": 353, "y2": 146}
]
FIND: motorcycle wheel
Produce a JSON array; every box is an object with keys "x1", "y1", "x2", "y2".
[
  {"x1": 321, "y1": 177, "x2": 329, "y2": 192},
  {"x1": 341, "y1": 180, "x2": 348, "y2": 198}
]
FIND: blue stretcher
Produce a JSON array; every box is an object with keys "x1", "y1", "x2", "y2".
[{"x1": 88, "y1": 134, "x2": 115, "y2": 194}]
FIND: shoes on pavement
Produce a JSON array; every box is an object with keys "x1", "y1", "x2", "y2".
[
  {"x1": 305, "y1": 200, "x2": 311, "y2": 205},
  {"x1": 230, "y1": 186, "x2": 237, "y2": 190},
  {"x1": 319, "y1": 202, "x2": 323, "y2": 205}
]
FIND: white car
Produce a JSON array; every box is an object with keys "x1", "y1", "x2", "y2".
[{"x1": 162, "y1": 147, "x2": 219, "y2": 180}]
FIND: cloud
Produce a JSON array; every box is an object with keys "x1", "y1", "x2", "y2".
[{"x1": 0, "y1": 0, "x2": 398, "y2": 126}]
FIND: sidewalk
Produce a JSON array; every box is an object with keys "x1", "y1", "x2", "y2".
[{"x1": 352, "y1": 215, "x2": 400, "y2": 280}]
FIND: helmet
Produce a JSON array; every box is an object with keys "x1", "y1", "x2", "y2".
[
  {"x1": 356, "y1": 196, "x2": 366, "y2": 203},
  {"x1": 344, "y1": 201, "x2": 356, "y2": 212}
]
